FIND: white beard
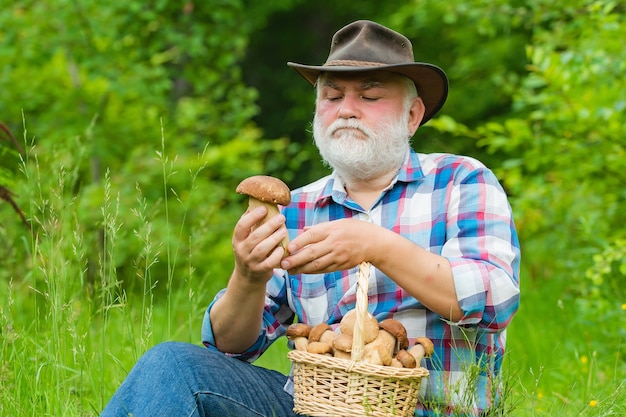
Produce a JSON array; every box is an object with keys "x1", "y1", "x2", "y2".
[{"x1": 312, "y1": 111, "x2": 411, "y2": 184}]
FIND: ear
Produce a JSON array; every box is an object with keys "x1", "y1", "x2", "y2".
[{"x1": 408, "y1": 97, "x2": 425, "y2": 136}]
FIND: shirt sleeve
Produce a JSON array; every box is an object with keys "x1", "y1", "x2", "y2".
[
  {"x1": 201, "y1": 270, "x2": 295, "y2": 362},
  {"x1": 442, "y1": 161, "x2": 521, "y2": 331}
]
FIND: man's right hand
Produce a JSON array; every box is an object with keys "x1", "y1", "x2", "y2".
[{"x1": 231, "y1": 205, "x2": 288, "y2": 284}]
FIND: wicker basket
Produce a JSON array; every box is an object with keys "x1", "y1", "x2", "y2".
[{"x1": 288, "y1": 262, "x2": 429, "y2": 417}]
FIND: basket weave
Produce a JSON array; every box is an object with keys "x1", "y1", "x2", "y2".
[{"x1": 288, "y1": 262, "x2": 429, "y2": 417}]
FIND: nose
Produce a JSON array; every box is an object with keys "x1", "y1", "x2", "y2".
[{"x1": 337, "y1": 94, "x2": 361, "y2": 119}]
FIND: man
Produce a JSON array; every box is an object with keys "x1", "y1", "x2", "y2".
[{"x1": 102, "y1": 20, "x2": 520, "y2": 417}]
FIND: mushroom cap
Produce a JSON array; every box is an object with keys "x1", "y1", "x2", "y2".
[
  {"x1": 339, "y1": 309, "x2": 379, "y2": 344},
  {"x1": 415, "y1": 336, "x2": 435, "y2": 357},
  {"x1": 236, "y1": 175, "x2": 291, "y2": 206},
  {"x1": 308, "y1": 323, "x2": 332, "y2": 343},
  {"x1": 379, "y1": 319, "x2": 409, "y2": 350},
  {"x1": 396, "y1": 349, "x2": 417, "y2": 368},
  {"x1": 333, "y1": 333, "x2": 353, "y2": 352},
  {"x1": 285, "y1": 323, "x2": 313, "y2": 339}
]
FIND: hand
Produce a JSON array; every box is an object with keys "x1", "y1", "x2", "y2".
[
  {"x1": 280, "y1": 218, "x2": 379, "y2": 274},
  {"x1": 232, "y1": 205, "x2": 288, "y2": 284}
]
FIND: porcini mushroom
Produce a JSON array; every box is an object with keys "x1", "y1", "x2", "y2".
[
  {"x1": 379, "y1": 319, "x2": 409, "y2": 352},
  {"x1": 339, "y1": 309, "x2": 379, "y2": 344},
  {"x1": 362, "y1": 345, "x2": 385, "y2": 366},
  {"x1": 307, "y1": 341, "x2": 333, "y2": 355},
  {"x1": 362, "y1": 319, "x2": 408, "y2": 366},
  {"x1": 395, "y1": 349, "x2": 417, "y2": 368},
  {"x1": 286, "y1": 323, "x2": 312, "y2": 351},
  {"x1": 308, "y1": 323, "x2": 338, "y2": 346},
  {"x1": 407, "y1": 337, "x2": 434, "y2": 365},
  {"x1": 236, "y1": 175, "x2": 291, "y2": 253},
  {"x1": 332, "y1": 333, "x2": 353, "y2": 360}
]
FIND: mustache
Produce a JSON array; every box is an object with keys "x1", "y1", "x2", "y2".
[{"x1": 327, "y1": 119, "x2": 373, "y2": 138}]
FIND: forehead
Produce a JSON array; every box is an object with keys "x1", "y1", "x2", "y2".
[{"x1": 319, "y1": 71, "x2": 406, "y2": 89}]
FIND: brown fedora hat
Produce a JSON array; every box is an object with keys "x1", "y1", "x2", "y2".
[{"x1": 287, "y1": 20, "x2": 448, "y2": 125}]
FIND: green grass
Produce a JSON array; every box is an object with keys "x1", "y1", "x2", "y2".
[
  {"x1": 503, "y1": 275, "x2": 625, "y2": 416},
  {"x1": 3, "y1": 257, "x2": 624, "y2": 416}
]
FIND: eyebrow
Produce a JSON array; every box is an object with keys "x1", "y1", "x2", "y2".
[{"x1": 322, "y1": 77, "x2": 385, "y2": 91}]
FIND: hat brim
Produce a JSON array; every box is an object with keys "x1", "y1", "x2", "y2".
[{"x1": 287, "y1": 62, "x2": 448, "y2": 126}]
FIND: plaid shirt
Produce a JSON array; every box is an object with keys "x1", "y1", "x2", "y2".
[{"x1": 203, "y1": 148, "x2": 521, "y2": 416}]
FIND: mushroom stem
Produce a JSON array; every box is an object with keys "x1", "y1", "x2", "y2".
[
  {"x1": 292, "y1": 337, "x2": 308, "y2": 351},
  {"x1": 247, "y1": 197, "x2": 289, "y2": 251},
  {"x1": 307, "y1": 341, "x2": 333, "y2": 355},
  {"x1": 407, "y1": 344, "x2": 426, "y2": 364},
  {"x1": 407, "y1": 337, "x2": 434, "y2": 365}
]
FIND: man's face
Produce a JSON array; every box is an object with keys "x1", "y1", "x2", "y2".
[{"x1": 312, "y1": 71, "x2": 423, "y2": 183}]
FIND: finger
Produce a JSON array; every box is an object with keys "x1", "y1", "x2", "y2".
[
  {"x1": 248, "y1": 212, "x2": 286, "y2": 243},
  {"x1": 287, "y1": 225, "x2": 324, "y2": 254},
  {"x1": 283, "y1": 250, "x2": 340, "y2": 275},
  {"x1": 249, "y1": 225, "x2": 288, "y2": 261},
  {"x1": 281, "y1": 240, "x2": 330, "y2": 271},
  {"x1": 233, "y1": 206, "x2": 268, "y2": 240}
]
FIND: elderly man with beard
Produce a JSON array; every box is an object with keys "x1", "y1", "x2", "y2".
[{"x1": 101, "y1": 20, "x2": 520, "y2": 417}]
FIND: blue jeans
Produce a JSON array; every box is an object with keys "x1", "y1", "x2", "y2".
[{"x1": 101, "y1": 341, "x2": 303, "y2": 417}]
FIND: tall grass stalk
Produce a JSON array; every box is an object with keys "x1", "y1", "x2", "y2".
[
  {"x1": 156, "y1": 121, "x2": 176, "y2": 337},
  {"x1": 155, "y1": 120, "x2": 209, "y2": 341},
  {"x1": 131, "y1": 182, "x2": 159, "y2": 353}
]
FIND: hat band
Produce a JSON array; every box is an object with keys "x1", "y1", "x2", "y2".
[{"x1": 324, "y1": 60, "x2": 387, "y2": 68}]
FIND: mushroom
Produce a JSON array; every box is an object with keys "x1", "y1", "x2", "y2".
[
  {"x1": 236, "y1": 175, "x2": 291, "y2": 254},
  {"x1": 332, "y1": 333, "x2": 353, "y2": 360},
  {"x1": 395, "y1": 349, "x2": 417, "y2": 368},
  {"x1": 286, "y1": 323, "x2": 312, "y2": 352},
  {"x1": 362, "y1": 345, "x2": 385, "y2": 366},
  {"x1": 307, "y1": 341, "x2": 333, "y2": 355},
  {"x1": 339, "y1": 309, "x2": 379, "y2": 344},
  {"x1": 379, "y1": 319, "x2": 409, "y2": 352},
  {"x1": 308, "y1": 323, "x2": 338, "y2": 347},
  {"x1": 362, "y1": 319, "x2": 408, "y2": 366},
  {"x1": 407, "y1": 337, "x2": 434, "y2": 365}
]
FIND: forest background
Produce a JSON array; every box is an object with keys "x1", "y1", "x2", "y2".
[{"x1": 0, "y1": 0, "x2": 624, "y2": 415}]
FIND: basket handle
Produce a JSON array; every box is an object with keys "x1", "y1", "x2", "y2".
[{"x1": 350, "y1": 261, "x2": 370, "y2": 362}]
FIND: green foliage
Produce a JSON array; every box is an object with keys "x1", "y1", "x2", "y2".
[
  {"x1": 391, "y1": 0, "x2": 530, "y2": 123},
  {"x1": 476, "y1": 1, "x2": 626, "y2": 278},
  {"x1": 582, "y1": 239, "x2": 626, "y2": 343},
  {"x1": 0, "y1": 0, "x2": 310, "y2": 285},
  {"x1": 425, "y1": 0, "x2": 626, "y2": 316},
  {"x1": 1, "y1": 1, "x2": 256, "y2": 158}
]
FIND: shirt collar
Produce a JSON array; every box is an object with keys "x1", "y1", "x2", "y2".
[{"x1": 314, "y1": 147, "x2": 425, "y2": 208}]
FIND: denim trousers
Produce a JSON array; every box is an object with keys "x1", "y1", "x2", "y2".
[{"x1": 100, "y1": 341, "x2": 303, "y2": 417}]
